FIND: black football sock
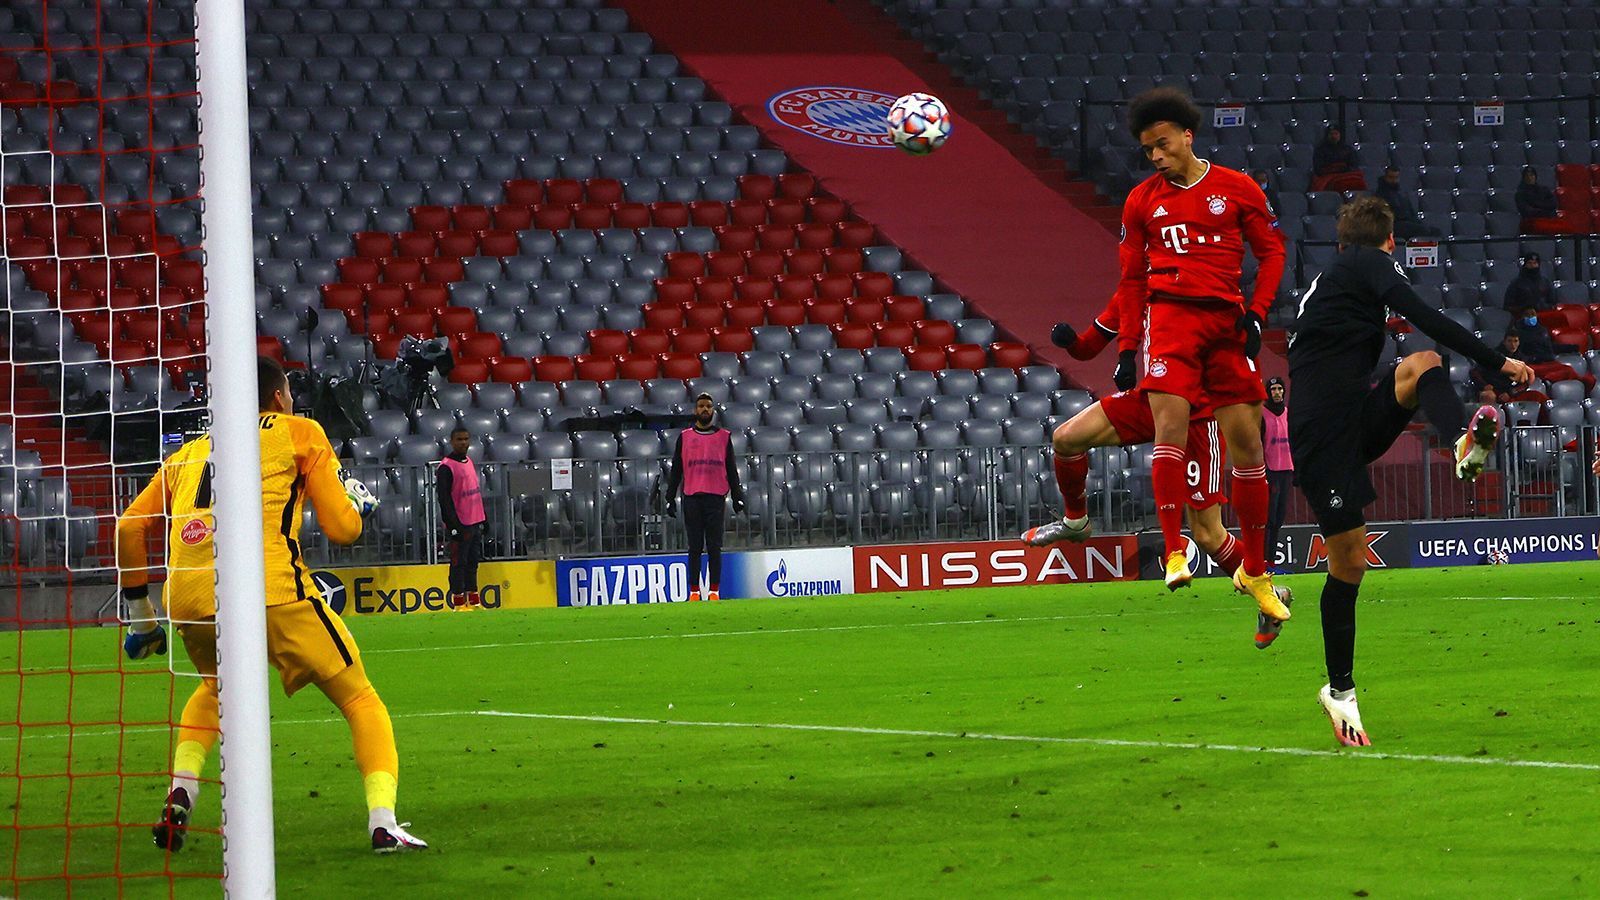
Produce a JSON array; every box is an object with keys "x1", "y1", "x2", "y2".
[
  {"x1": 1320, "y1": 575, "x2": 1360, "y2": 693},
  {"x1": 1416, "y1": 366, "x2": 1466, "y2": 440}
]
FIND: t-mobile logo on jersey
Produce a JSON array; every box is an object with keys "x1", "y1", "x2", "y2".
[{"x1": 1159, "y1": 223, "x2": 1223, "y2": 254}]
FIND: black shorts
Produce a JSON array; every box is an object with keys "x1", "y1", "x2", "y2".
[{"x1": 1288, "y1": 364, "x2": 1417, "y2": 535}]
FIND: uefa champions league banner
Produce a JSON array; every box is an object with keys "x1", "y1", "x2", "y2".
[
  {"x1": 556, "y1": 549, "x2": 856, "y2": 606},
  {"x1": 1407, "y1": 516, "x2": 1600, "y2": 567}
]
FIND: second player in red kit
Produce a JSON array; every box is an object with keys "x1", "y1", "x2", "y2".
[{"x1": 1113, "y1": 86, "x2": 1290, "y2": 622}]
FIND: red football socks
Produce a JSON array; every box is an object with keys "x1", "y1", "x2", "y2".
[
  {"x1": 1232, "y1": 465, "x2": 1269, "y2": 576},
  {"x1": 1054, "y1": 452, "x2": 1089, "y2": 519},
  {"x1": 1151, "y1": 444, "x2": 1187, "y2": 558},
  {"x1": 1211, "y1": 533, "x2": 1244, "y2": 576}
]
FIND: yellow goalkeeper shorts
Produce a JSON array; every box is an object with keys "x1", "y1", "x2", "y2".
[{"x1": 177, "y1": 597, "x2": 360, "y2": 697}]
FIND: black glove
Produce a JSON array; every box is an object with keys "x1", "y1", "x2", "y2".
[
  {"x1": 446, "y1": 524, "x2": 462, "y2": 542},
  {"x1": 1112, "y1": 350, "x2": 1137, "y2": 392},
  {"x1": 1236, "y1": 311, "x2": 1263, "y2": 359},
  {"x1": 1049, "y1": 322, "x2": 1078, "y2": 349},
  {"x1": 665, "y1": 498, "x2": 677, "y2": 518},
  {"x1": 732, "y1": 496, "x2": 746, "y2": 513}
]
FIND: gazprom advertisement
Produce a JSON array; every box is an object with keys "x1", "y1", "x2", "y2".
[{"x1": 557, "y1": 548, "x2": 855, "y2": 606}]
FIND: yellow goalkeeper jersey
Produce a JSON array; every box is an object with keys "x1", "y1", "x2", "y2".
[{"x1": 116, "y1": 412, "x2": 362, "y2": 621}]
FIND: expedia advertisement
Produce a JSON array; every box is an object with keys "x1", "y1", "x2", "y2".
[
  {"x1": 313, "y1": 560, "x2": 557, "y2": 616},
  {"x1": 1136, "y1": 525, "x2": 1412, "y2": 580},
  {"x1": 1408, "y1": 516, "x2": 1600, "y2": 566}
]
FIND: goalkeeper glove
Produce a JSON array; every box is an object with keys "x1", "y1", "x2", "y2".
[
  {"x1": 339, "y1": 469, "x2": 380, "y2": 517},
  {"x1": 1049, "y1": 322, "x2": 1078, "y2": 349},
  {"x1": 1236, "y1": 311, "x2": 1263, "y2": 359},
  {"x1": 732, "y1": 495, "x2": 746, "y2": 513},
  {"x1": 1112, "y1": 350, "x2": 1138, "y2": 392}
]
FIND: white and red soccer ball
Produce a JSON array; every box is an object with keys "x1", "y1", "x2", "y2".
[{"x1": 886, "y1": 92, "x2": 951, "y2": 156}]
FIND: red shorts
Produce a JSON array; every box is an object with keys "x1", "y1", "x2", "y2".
[
  {"x1": 1140, "y1": 297, "x2": 1267, "y2": 407},
  {"x1": 1099, "y1": 391, "x2": 1228, "y2": 510}
]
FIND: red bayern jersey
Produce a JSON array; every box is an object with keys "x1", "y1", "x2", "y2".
[{"x1": 1114, "y1": 161, "x2": 1286, "y2": 351}]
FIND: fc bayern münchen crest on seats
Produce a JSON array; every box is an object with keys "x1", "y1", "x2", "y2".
[{"x1": 766, "y1": 86, "x2": 898, "y2": 148}]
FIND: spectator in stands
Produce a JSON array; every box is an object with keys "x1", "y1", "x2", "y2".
[
  {"x1": 1372, "y1": 166, "x2": 1439, "y2": 239},
  {"x1": 1310, "y1": 126, "x2": 1366, "y2": 192},
  {"x1": 1475, "y1": 381, "x2": 1508, "y2": 406},
  {"x1": 437, "y1": 427, "x2": 486, "y2": 611},
  {"x1": 1505, "y1": 315, "x2": 1595, "y2": 390},
  {"x1": 1251, "y1": 170, "x2": 1282, "y2": 216},
  {"x1": 1500, "y1": 253, "x2": 1554, "y2": 311},
  {"x1": 1515, "y1": 166, "x2": 1562, "y2": 233}
]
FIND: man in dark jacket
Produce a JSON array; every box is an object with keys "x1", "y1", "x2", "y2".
[
  {"x1": 1372, "y1": 166, "x2": 1438, "y2": 239},
  {"x1": 1310, "y1": 126, "x2": 1366, "y2": 192},
  {"x1": 1501, "y1": 253, "x2": 1554, "y2": 311},
  {"x1": 1515, "y1": 166, "x2": 1561, "y2": 233},
  {"x1": 436, "y1": 427, "x2": 486, "y2": 611}
]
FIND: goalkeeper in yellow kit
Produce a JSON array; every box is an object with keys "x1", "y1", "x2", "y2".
[{"x1": 116, "y1": 357, "x2": 427, "y2": 853}]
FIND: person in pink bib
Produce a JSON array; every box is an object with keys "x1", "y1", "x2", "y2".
[
  {"x1": 436, "y1": 427, "x2": 486, "y2": 610},
  {"x1": 1262, "y1": 377, "x2": 1293, "y2": 573},
  {"x1": 662, "y1": 393, "x2": 745, "y2": 602}
]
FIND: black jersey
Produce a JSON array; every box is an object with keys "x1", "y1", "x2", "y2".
[{"x1": 1288, "y1": 245, "x2": 1506, "y2": 399}]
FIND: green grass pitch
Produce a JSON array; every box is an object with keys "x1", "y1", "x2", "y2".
[{"x1": 3, "y1": 563, "x2": 1598, "y2": 897}]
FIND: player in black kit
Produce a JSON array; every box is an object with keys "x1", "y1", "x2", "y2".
[{"x1": 1287, "y1": 196, "x2": 1534, "y2": 747}]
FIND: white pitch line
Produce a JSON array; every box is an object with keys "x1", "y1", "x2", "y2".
[{"x1": 473, "y1": 709, "x2": 1600, "y2": 773}]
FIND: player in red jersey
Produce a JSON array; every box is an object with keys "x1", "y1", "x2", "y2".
[
  {"x1": 1021, "y1": 304, "x2": 1293, "y2": 648},
  {"x1": 1112, "y1": 87, "x2": 1289, "y2": 623}
]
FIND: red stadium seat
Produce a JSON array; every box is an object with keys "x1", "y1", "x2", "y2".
[
  {"x1": 586, "y1": 178, "x2": 624, "y2": 205},
  {"x1": 725, "y1": 300, "x2": 766, "y2": 329},
  {"x1": 715, "y1": 225, "x2": 758, "y2": 252},
  {"x1": 396, "y1": 231, "x2": 436, "y2": 257},
  {"x1": 784, "y1": 248, "x2": 825, "y2": 276},
  {"x1": 365, "y1": 284, "x2": 407, "y2": 313},
  {"x1": 1549, "y1": 305, "x2": 1590, "y2": 331},
  {"x1": 642, "y1": 303, "x2": 684, "y2": 329},
  {"x1": 777, "y1": 173, "x2": 816, "y2": 199},
  {"x1": 391, "y1": 309, "x2": 436, "y2": 337},
  {"x1": 696, "y1": 276, "x2": 736, "y2": 305},
  {"x1": 587, "y1": 329, "x2": 630, "y2": 356},
  {"x1": 885, "y1": 295, "x2": 925, "y2": 322},
  {"x1": 666, "y1": 252, "x2": 706, "y2": 277},
  {"x1": 654, "y1": 277, "x2": 697, "y2": 304},
  {"x1": 764, "y1": 299, "x2": 806, "y2": 327},
  {"x1": 255, "y1": 335, "x2": 286, "y2": 362},
  {"x1": 532, "y1": 204, "x2": 573, "y2": 230},
  {"x1": 872, "y1": 321, "x2": 915, "y2": 348},
  {"x1": 774, "y1": 274, "x2": 815, "y2": 302},
  {"x1": 629, "y1": 328, "x2": 672, "y2": 355},
  {"x1": 436, "y1": 231, "x2": 478, "y2": 257},
  {"x1": 738, "y1": 174, "x2": 777, "y2": 201},
  {"x1": 710, "y1": 326, "x2": 755, "y2": 352},
  {"x1": 659, "y1": 352, "x2": 703, "y2": 379},
  {"x1": 448, "y1": 359, "x2": 491, "y2": 384},
  {"x1": 478, "y1": 230, "x2": 519, "y2": 257},
  {"x1": 572, "y1": 203, "x2": 612, "y2": 230},
  {"x1": 407, "y1": 283, "x2": 450, "y2": 310},
  {"x1": 766, "y1": 198, "x2": 806, "y2": 226},
  {"x1": 575, "y1": 354, "x2": 619, "y2": 382},
  {"x1": 612, "y1": 203, "x2": 651, "y2": 229},
  {"x1": 794, "y1": 223, "x2": 835, "y2": 250},
  {"x1": 691, "y1": 201, "x2": 730, "y2": 227},
  {"x1": 734, "y1": 276, "x2": 776, "y2": 302},
  {"x1": 830, "y1": 322, "x2": 875, "y2": 350},
  {"x1": 422, "y1": 258, "x2": 464, "y2": 283},
  {"x1": 544, "y1": 179, "x2": 584, "y2": 206},
  {"x1": 835, "y1": 221, "x2": 875, "y2": 248},
  {"x1": 846, "y1": 297, "x2": 886, "y2": 323},
  {"x1": 913, "y1": 319, "x2": 956, "y2": 346},
  {"x1": 854, "y1": 272, "x2": 894, "y2": 299},
  {"x1": 757, "y1": 224, "x2": 797, "y2": 250},
  {"x1": 451, "y1": 205, "x2": 492, "y2": 231},
  {"x1": 945, "y1": 343, "x2": 986, "y2": 369},
  {"x1": 1587, "y1": 304, "x2": 1600, "y2": 326},
  {"x1": 353, "y1": 231, "x2": 394, "y2": 258},
  {"x1": 1549, "y1": 327, "x2": 1591, "y2": 352},
  {"x1": 683, "y1": 304, "x2": 726, "y2": 329},
  {"x1": 728, "y1": 200, "x2": 768, "y2": 227},
  {"x1": 382, "y1": 257, "x2": 424, "y2": 283},
  {"x1": 435, "y1": 306, "x2": 477, "y2": 334},
  {"x1": 671, "y1": 328, "x2": 714, "y2": 354},
  {"x1": 989, "y1": 341, "x2": 1032, "y2": 368},
  {"x1": 490, "y1": 356, "x2": 534, "y2": 384},
  {"x1": 814, "y1": 273, "x2": 854, "y2": 301},
  {"x1": 650, "y1": 202, "x2": 691, "y2": 228},
  {"x1": 492, "y1": 205, "x2": 533, "y2": 231},
  {"x1": 705, "y1": 251, "x2": 746, "y2": 277},
  {"x1": 804, "y1": 298, "x2": 847, "y2": 326},
  {"x1": 338, "y1": 257, "x2": 381, "y2": 284},
  {"x1": 823, "y1": 247, "x2": 864, "y2": 273},
  {"x1": 504, "y1": 179, "x2": 544, "y2": 205},
  {"x1": 533, "y1": 355, "x2": 577, "y2": 382},
  {"x1": 807, "y1": 196, "x2": 847, "y2": 224},
  {"x1": 743, "y1": 250, "x2": 785, "y2": 279},
  {"x1": 905, "y1": 346, "x2": 944, "y2": 371},
  {"x1": 616, "y1": 354, "x2": 660, "y2": 380},
  {"x1": 372, "y1": 333, "x2": 405, "y2": 360}
]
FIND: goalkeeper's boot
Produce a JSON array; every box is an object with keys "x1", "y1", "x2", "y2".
[
  {"x1": 1163, "y1": 551, "x2": 1193, "y2": 591},
  {"x1": 1235, "y1": 568, "x2": 1291, "y2": 621},
  {"x1": 1454, "y1": 404, "x2": 1501, "y2": 482},
  {"x1": 1253, "y1": 585, "x2": 1294, "y2": 649},
  {"x1": 152, "y1": 787, "x2": 191, "y2": 852},
  {"x1": 1021, "y1": 514, "x2": 1092, "y2": 546},
  {"x1": 124, "y1": 625, "x2": 168, "y2": 661},
  {"x1": 1318, "y1": 684, "x2": 1371, "y2": 747},
  {"x1": 372, "y1": 822, "x2": 429, "y2": 854}
]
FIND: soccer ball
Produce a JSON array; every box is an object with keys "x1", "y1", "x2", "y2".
[
  {"x1": 1484, "y1": 548, "x2": 1510, "y2": 566},
  {"x1": 886, "y1": 92, "x2": 951, "y2": 156},
  {"x1": 340, "y1": 470, "x2": 380, "y2": 517}
]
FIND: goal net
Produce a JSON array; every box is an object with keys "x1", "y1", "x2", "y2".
[{"x1": 2, "y1": 0, "x2": 270, "y2": 892}]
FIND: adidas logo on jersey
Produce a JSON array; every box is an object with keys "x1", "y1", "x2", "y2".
[{"x1": 1152, "y1": 205, "x2": 1169, "y2": 218}]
